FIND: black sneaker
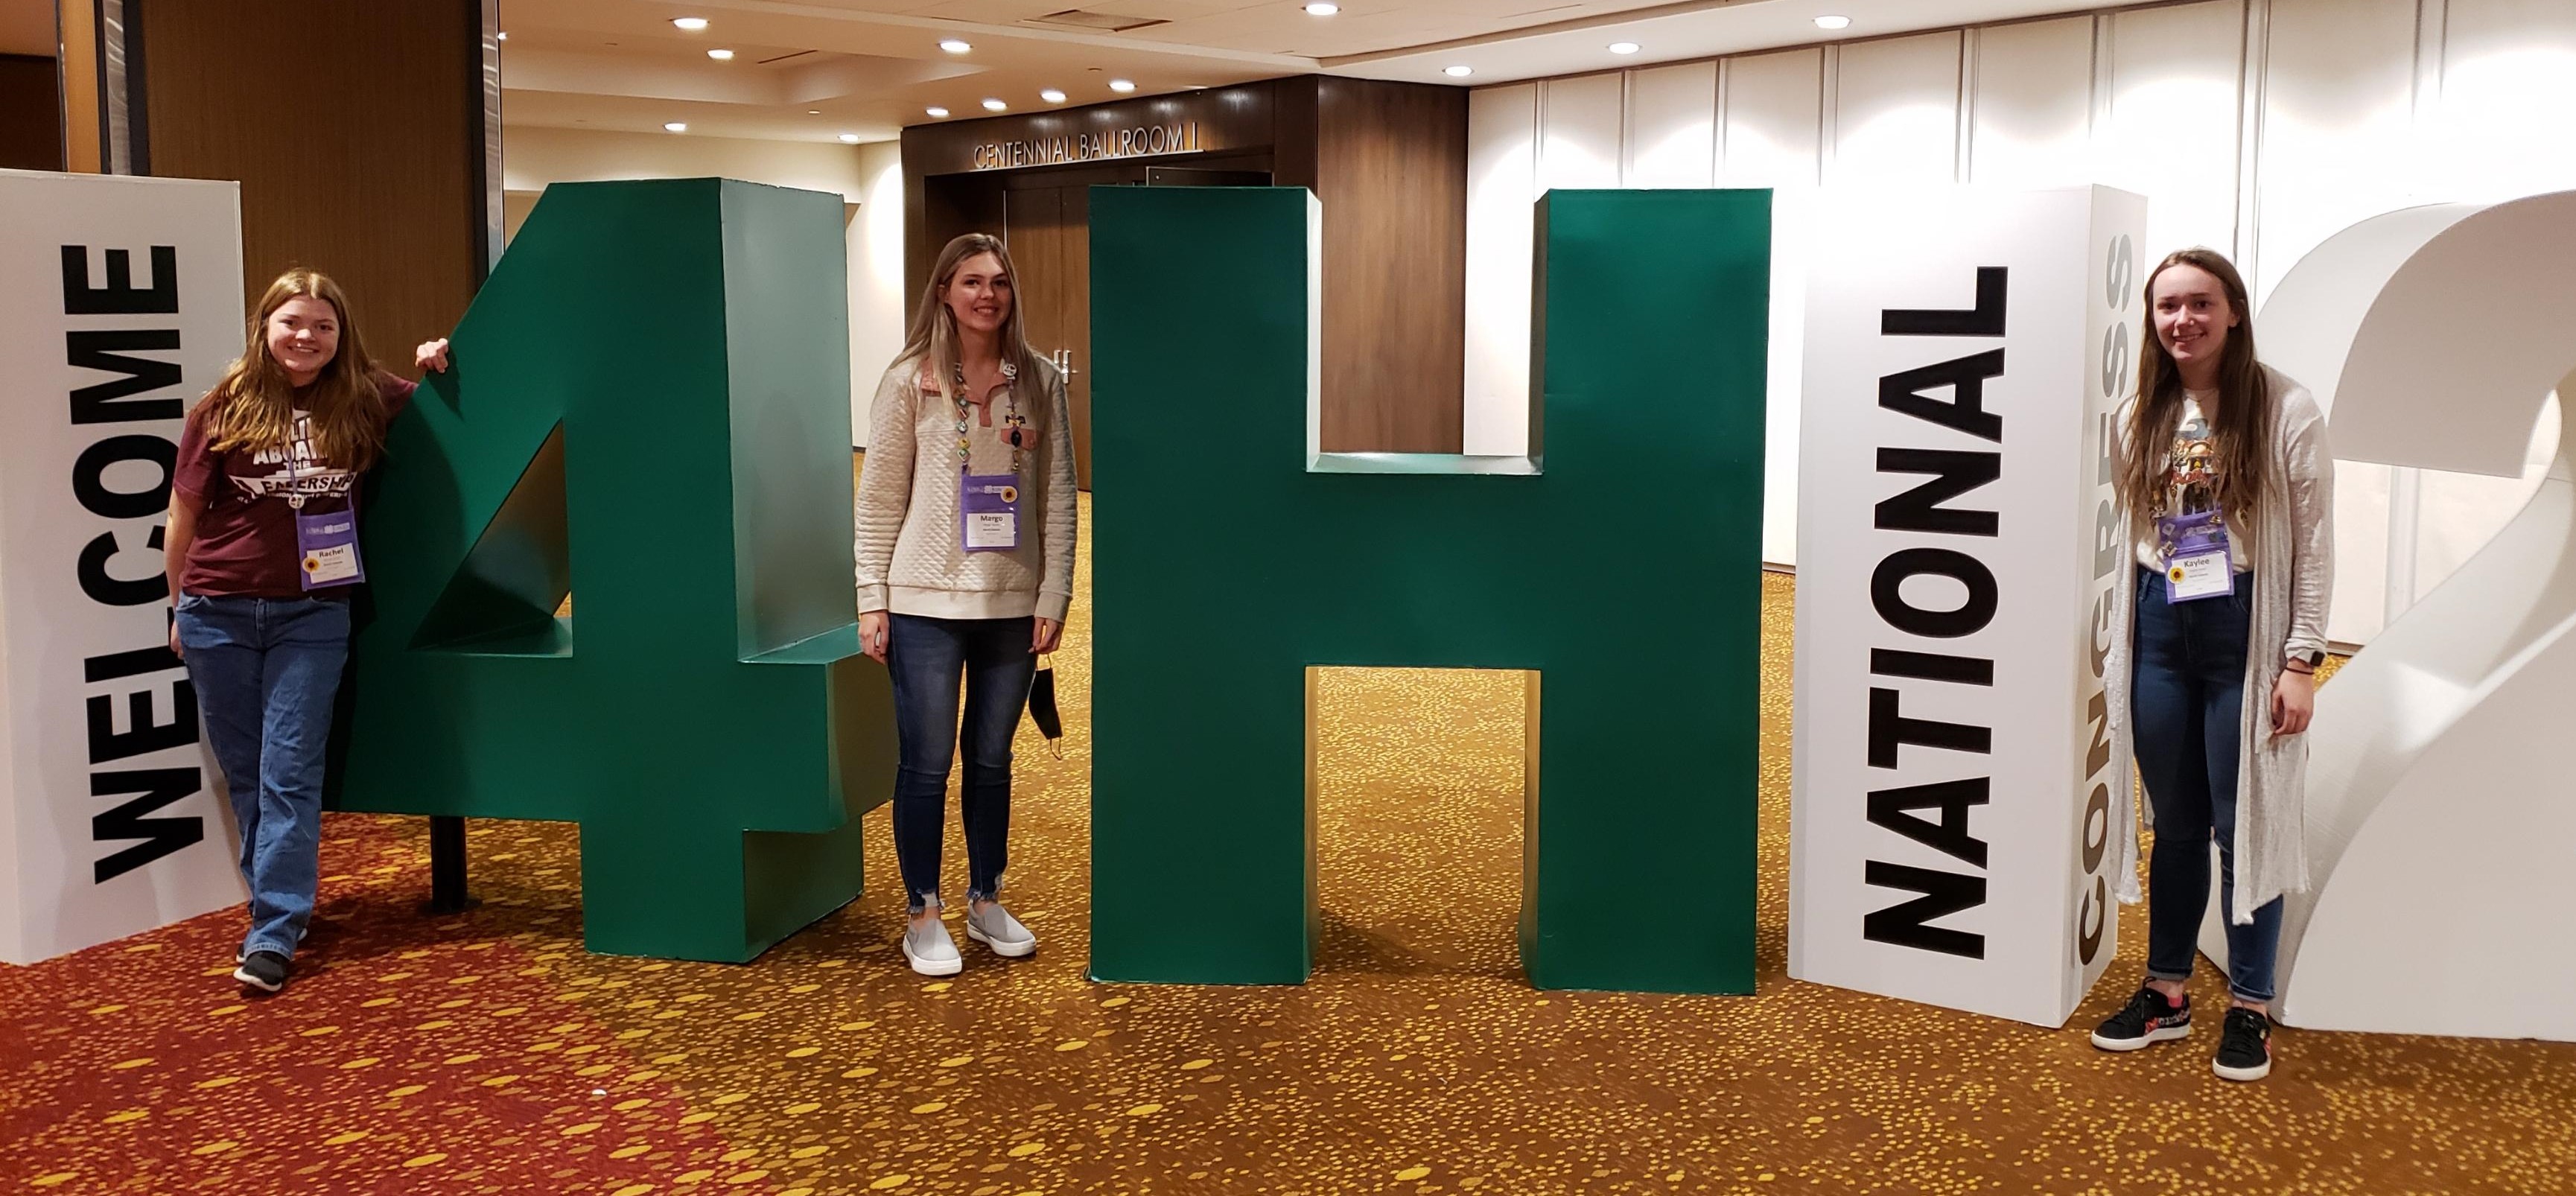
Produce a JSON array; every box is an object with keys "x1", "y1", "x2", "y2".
[
  {"x1": 2213, "y1": 1006, "x2": 2274, "y2": 1081},
  {"x1": 234, "y1": 950, "x2": 290, "y2": 994},
  {"x1": 2090, "y1": 985, "x2": 2192, "y2": 1051}
]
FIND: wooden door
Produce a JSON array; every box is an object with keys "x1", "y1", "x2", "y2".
[{"x1": 1004, "y1": 185, "x2": 1093, "y2": 490}]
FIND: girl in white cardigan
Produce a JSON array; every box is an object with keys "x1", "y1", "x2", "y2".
[{"x1": 2088, "y1": 249, "x2": 2333, "y2": 1084}]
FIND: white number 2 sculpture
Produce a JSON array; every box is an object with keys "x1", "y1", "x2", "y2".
[{"x1": 2218, "y1": 190, "x2": 2576, "y2": 1040}]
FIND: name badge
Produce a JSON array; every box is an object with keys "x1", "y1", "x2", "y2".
[
  {"x1": 2159, "y1": 509, "x2": 2232, "y2": 602},
  {"x1": 296, "y1": 509, "x2": 366, "y2": 589},
  {"x1": 961, "y1": 473, "x2": 1021, "y2": 553}
]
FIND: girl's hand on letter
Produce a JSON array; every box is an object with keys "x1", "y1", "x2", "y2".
[
  {"x1": 416, "y1": 338, "x2": 451, "y2": 372},
  {"x1": 860, "y1": 611, "x2": 889, "y2": 664},
  {"x1": 2270, "y1": 667, "x2": 2315, "y2": 737},
  {"x1": 1031, "y1": 617, "x2": 1062, "y2": 655}
]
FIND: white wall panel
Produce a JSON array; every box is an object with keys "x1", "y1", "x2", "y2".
[
  {"x1": 2099, "y1": 1, "x2": 2245, "y2": 262},
  {"x1": 1626, "y1": 61, "x2": 1717, "y2": 188},
  {"x1": 1463, "y1": 83, "x2": 1539, "y2": 457},
  {"x1": 1969, "y1": 16, "x2": 2096, "y2": 188},
  {"x1": 1457, "y1": 0, "x2": 2576, "y2": 625},
  {"x1": 2435, "y1": 0, "x2": 2576, "y2": 203},
  {"x1": 1539, "y1": 73, "x2": 1625, "y2": 190},
  {"x1": 1829, "y1": 31, "x2": 1963, "y2": 186},
  {"x1": 851, "y1": 141, "x2": 907, "y2": 450},
  {"x1": 1720, "y1": 48, "x2": 1822, "y2": 186},
  {"x1": 2254, "y1": 0, "x2": 2420, "y2": 304}
]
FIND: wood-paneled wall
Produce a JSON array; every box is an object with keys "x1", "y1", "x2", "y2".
[
  {"x1": 137, "y1": 0, "x2": 483, "y2": 364},
  {"x1": 0, "y1": 54, "x2": 61, "y2": 171},
  {"x1": 903, "y1": 76, "x2": 1469, "y2": 456}
]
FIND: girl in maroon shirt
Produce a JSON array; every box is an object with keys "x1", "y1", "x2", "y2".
[{"x1": 164, "y1": 268, "x2": 441, "y2": 993}]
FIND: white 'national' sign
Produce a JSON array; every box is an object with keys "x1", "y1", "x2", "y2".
[{"x1": 1790, "y1": 185, "x2": 2146, "y2": 1026}]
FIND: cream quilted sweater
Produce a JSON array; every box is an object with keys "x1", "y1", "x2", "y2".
[{"x1": 853, "y1": 357, "x2": 1078, "y2": 623}]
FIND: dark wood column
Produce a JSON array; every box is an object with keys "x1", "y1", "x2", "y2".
[{"x1": 132, "y1": 0, "x2": 486, "y2": 359}]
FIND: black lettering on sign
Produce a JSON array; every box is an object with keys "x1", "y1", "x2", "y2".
[
  {"x1": 1868, "y1": 777, "x2": 1991, "y2": 868},
  {"x1": 62, "y1": 245, "x2": 180, "y2": 315},
  {"x1": 84, "y1": 644, "x2": 183, "y2": 683},
  {"x1": 1867, "y1": 687, "x2": 1992, "y2": 768},
  {"x1": 1875, "y1": 448, "x2": 2000, "y2": 536},
  {"x1": 1880, "y1": 350, "x2": 2006, "y2": 442},
  {"x1": 1871, "y1": 547, "x2": 1997, "y2": 638},
  {"x1": 78, "y1": 527, "x2": 168, "y2": 605},
  {"x1": 86, "y1": 675, "x2": 198, "y2": 763},
  {"x1": 1883, "y1": 266, "x2": 2008, "y2": 337},
  {"x1": 73, "y1": 433, "x2": 176, "y2": 520},
  {"x1": 91, "y1": 768, "x2": 205, "y2": 882},
  {"x1": 67, "y1": 329, "x2": 185, "y2": 424},
  {"x1": 1869, "y1": 648, "x2": 1993, "y2": 686},
  {"x1": 1862, "y1": 860, "x2": 1986, "y2": 958}
]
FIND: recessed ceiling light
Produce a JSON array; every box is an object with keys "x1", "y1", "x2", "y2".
[
  {"x1": 1041, "y1": 88, "x2": 1068, "y2": 103},
  {"x1": 926, "y1": 106, "x2": 950, "y2": 118},
  {"x1": 808, "y1": 109, "x2": 821, "y2": 115},
  {"x1": 1443, "y1": 64, "x2": 1473, "y2": 77},
  {"x1": 839, "y1": 133, "x2": 861, "y2": 143},
  {"x1": 664, "y1": 121, "x2": 688, "y2": 132},
  {"x1": 1815, "y1": 14, "x2": 1852, "y2": 30},
  {"x1": 939, "y1": 39, "x2": 972, "y2": 54},
  {"x1": 671, "y1": 17, "x2": 707, "y2": 31},
  {"x1": 982, "y1": 98, "x2": 1008, "y2": 111},
  {"x1": 1608, "y1": 41, "x2": 1641, "y2": 54},
  {"x1": 1108, "y1": 78, "x2": 1136, "y2": 92},
  {"x1": 1305, "y1": 2, "x2": 1339, "y2": 13},
  {"x1": 707, "y1": 48, "x2": 734, "y2": 60}
]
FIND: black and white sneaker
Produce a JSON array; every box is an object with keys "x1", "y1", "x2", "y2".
[
  {"x1": 2213, "y1": 1006, "x2": 2274, "y2": 1081},
  {"x1": 2090, "y1": 985, "x2": 2192, "y2": 1052},
  {"x1": 233, "y1": 950, "x2": 290, "y2": 994}
]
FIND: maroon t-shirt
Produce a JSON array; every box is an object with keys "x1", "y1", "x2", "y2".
[{"x1": 172, "y1": 372, "x2": 415, "y2": 598}]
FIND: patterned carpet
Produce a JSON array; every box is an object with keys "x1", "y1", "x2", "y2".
[{"x1": 6, "y1": 504, "x2": 2574, "y2": 1195}]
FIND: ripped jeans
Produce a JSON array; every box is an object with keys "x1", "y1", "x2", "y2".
[{"x1": 885, "y1": 613, "x2": 1036, "y2": 915}]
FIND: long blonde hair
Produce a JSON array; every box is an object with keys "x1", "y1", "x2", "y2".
[
  {"x1": 2115, "y1": 248, "x2": 2277, "y2": 530},
  {"x1": 202, "y1": 269, "x2": 390, "y2": 472},
  {"x1": 898, "y1": 234, "x2": 1047, "y2": 412}
]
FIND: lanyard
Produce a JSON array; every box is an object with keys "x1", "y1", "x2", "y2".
[
  {"x1": 282, "y1": 413, "x2": 313, "y2": 510},
  {"x1": 938, "y1": 359, "x2": 1026, "y2": 477}
]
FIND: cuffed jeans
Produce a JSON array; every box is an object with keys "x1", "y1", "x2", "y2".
[
  {"x1": 886, "y1": 613, "x2": 1035, "y2": 914},
  {"x1": 175, "y1": 594, "x2": 351, "y2": 961},
  {"x1": 2130, "y1": 565, "x2": 2284, "y2": 1003}
]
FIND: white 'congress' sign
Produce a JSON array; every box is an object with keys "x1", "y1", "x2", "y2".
[
  {"x1": 1790, "y1": 185, "x2": 2146, "y2": 1026},
  {"x1": 0, "y1": 169, "x2": 247, "y2": 964}
]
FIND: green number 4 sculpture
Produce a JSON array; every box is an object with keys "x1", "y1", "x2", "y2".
[
  {"x1": 1090, "y1": 187, "x2": 1771, "y2": 993},
  {"x1": 339, "y1": 179, "x2": 894, "y2": 962}
]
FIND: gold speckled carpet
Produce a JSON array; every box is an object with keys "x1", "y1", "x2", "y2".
[{"x1": 6, "y1": 502, "x2": 2575, "y2": 1196}]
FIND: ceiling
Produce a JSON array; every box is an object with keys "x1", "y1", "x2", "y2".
[{"x1": 498, "y1": 0, "x2": 2122, "y2": 144}]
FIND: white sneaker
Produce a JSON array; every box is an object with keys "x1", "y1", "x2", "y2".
[
  {"x1": 901, "y1": 917, "x2": 962, "y2": 976},
  {"x1": 965, "y1": 901, "x2": 1037, "y2": 958}
]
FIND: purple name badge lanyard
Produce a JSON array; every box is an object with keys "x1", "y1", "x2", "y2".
[
  {"x1": 2157, "y1": 506, "x2": 2232, "y2": 603},
  {"x1": 284, "y1": 438, "x2": 366, "y2": 591},
  {"x1": 950, "y1": 362, "x2": 1028, "y2": 554}
]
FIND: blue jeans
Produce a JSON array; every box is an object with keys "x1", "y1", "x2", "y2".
[
  {"x1": 2130, "y1": 565, "x2": 2283, "y2": 1003},
  {"x1": 175, "y1": 594, "x2": 352, "y2": 961},
  {"x1": 886, "y1": 614, "x2": 1036, "y2": 914}
]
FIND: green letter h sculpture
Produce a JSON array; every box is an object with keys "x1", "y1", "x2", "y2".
[
  {"x1": 339, "y1": 179, "x2": 892, "y2": 962},
  {"x1": 1090, "y1": 188, "x2": 1770, "y2": 992}
]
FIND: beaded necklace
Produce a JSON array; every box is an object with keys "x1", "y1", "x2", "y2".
[{"x1": 948, "y1": 358, "x2": 1025, "y2": 477}]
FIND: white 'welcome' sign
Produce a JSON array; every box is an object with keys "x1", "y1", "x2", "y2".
[
  {"x1": 0, "y1": 169, "x2": 247, "y2": 964},
  {"x1": 1790, "y1": 185, "x2": 2146, "y2": 1026}
]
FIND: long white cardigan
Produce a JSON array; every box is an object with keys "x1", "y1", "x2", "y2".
[{"x1": 2103, "y1": 366, "x2": 2335, "y2": 923}]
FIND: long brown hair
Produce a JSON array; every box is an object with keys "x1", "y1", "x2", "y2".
[
  {"x1": 201, "y1": 269, "x2": 389, "y2": 473},
  {"x1": 2116, "y1": 248, "x2": 2275, "y2": 530},
  {"x1": 897, "y1": 233, "x2": 1047, "y2": 413}
]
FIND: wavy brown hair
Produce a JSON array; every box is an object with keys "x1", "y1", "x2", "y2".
[
  {"x1": 200, "y1": 269, "x2": 389, "y2": 473},
  {"x1": 897, "y1": 233, "x2": 1046, "y2": 415},
  {"x1": 2116, "y1": 248, "x2": 2275, "y2": 530}
]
